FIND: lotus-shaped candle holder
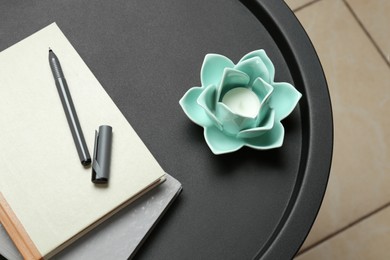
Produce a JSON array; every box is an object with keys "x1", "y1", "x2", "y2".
[{"x1": 179, "y1": 50, "x2": 302, "y2": 154}]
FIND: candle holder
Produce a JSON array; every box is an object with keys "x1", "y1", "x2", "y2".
[{"x1": 179, "y1": 50, "x2": 302, "y2": 154}]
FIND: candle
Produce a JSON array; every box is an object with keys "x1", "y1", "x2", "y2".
[{"x1": 221, "y1": 87, "x2": 260, "y2": 118}]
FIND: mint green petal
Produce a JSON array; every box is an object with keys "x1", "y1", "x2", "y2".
[
  {"x1": 269, "y1": 82, "x2": 302, "y2": 121},
  {"x1": 179, "y1": 87, "x2": 213, "y2": 128},
  {"x1": 197, "y1": 85, "x2": 223, "y2": 130},
  {"x1": 238, "y1": 50, "x2": 275, "y2": 83},
  {"x1": 204, "y1": 126, "x2": 244, "y2": 154},
  {"x1": 201, "y1": 54, "x2": 235, "y2": 87},
  {"x1": 244, "y1": 121, "x2": 284, "y2": 150},
  {"x1": 215, "y1": 102, "x2": 257, "y2": 136},
  {"x1": 234, "y1": 57, "x2": 269, "y2": 85},
  {"x1": 237, "y1": 109, "x2": 275, "y2": 139},
  {"x1": 217, "y1": 68, "x2": 250, "y2": 102},
  {"x1": 252, "y1": 77, "x2": 274, "y2": 125},
  {"x1": 251, "y1": 77, "x2": 273, "y2": 101}
]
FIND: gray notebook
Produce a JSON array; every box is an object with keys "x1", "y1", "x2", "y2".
[{"x1": 0, "y1": 174, "x2": 182, "y2": 260}]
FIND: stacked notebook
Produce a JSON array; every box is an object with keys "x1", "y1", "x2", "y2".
[
  {"x1": 0, "y1": 23, "x2": 181, "y2": 259},
  {"x1": 0, "y1": 175, "x2": 181, "y2": 260}
]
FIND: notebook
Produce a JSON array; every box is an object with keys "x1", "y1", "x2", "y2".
[
  {"x1": 0, "y1": 174, "x2": 182, "y2": 260},
  {"x1": 0, "y1": 23, "x2": 166, "y2": 259}
]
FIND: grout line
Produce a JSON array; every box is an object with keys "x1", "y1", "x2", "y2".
[
  {"x1": 293, "y1": 0, "x2": 322, "y2": 12},
  {"x1": 343, "y1": 0, "x2": 390, "y2": 67},
  {"x1": 291, "y1": 0, "x2": 389, "y2": 255},
  {"x1": 296, "y1": 202, "x2": 390, "y2": 256}
]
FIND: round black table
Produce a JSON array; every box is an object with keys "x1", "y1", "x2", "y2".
[{"x1": 0, "y1": 0, "x2": 332, "y2": 259}]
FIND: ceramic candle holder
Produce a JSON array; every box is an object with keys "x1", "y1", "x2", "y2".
[{"x1": 179, "y1": 50, "x2": 302, "y2": 154}]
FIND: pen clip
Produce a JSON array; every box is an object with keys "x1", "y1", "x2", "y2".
[
  {"x1": 92, "y1": 130, "x2": 99, "y2": 163},
  {"x1": 92, "y1": 130, "x2": 104, "y2": 183}
]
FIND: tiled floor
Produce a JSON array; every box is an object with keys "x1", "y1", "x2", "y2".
[{"x1": 283, "y1": 0, "x2": 390, "y2": 259}]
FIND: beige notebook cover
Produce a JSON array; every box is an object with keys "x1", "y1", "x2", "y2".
[{"x1": 0, "y1": 23, "x2": 165, "y2": 259}]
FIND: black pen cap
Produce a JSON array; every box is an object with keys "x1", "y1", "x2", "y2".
[{"x1": 92, "y1": 125, "x2": 113, "y2": 184}]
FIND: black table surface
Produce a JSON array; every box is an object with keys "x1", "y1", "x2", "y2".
[{"x1": 0, "y1": 0, "x2": 333, "y2": 259}]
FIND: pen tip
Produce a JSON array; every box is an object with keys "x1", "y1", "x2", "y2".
[{"x1": 49, "y1": 47, "x2": 52, "y2": 52}]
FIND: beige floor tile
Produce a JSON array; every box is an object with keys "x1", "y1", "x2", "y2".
[
  {"x1": 295, "y1": 206, "x2": 390, "y2": 260},
  {"x1": 283, "y1": 0, "x2": 314, "y2": 11},
  {"x1": 293, "y1": 0, "x2": 390, "y2": 251},
  {"x1": 346, "y1": 0, "x2": 390, "y2": 63}
]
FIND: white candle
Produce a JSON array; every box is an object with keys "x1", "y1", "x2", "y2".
[{"x1": 222, "y1": 87, "x2": 260, "y2": 118}]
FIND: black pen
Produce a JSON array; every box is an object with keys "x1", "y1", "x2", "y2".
[{"x1": 49, "y1": 49, "x2": 91, "y2": 166}]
